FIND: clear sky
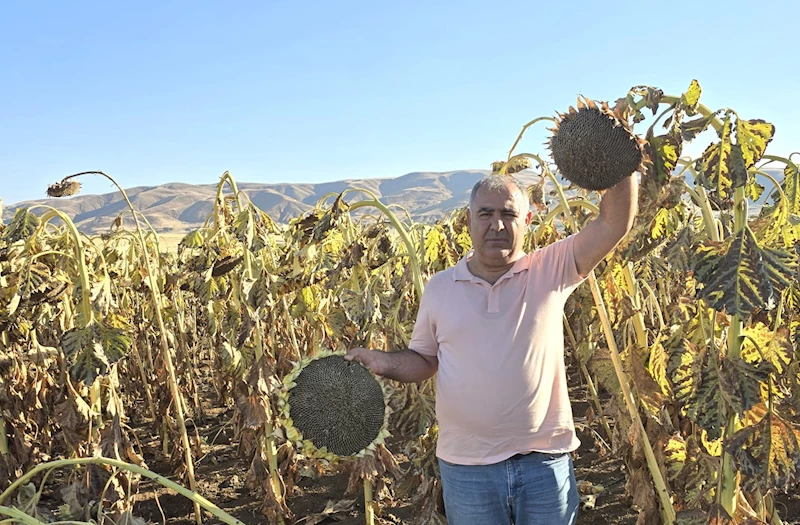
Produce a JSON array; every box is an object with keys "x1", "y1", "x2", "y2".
[{"x1": 2, "y1": 0, "x2": 798, "y2": 206}]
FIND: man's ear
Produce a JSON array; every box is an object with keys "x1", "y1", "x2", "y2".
[{"x1": 525, "y1": 210, "x2": 533, "y2": 225}]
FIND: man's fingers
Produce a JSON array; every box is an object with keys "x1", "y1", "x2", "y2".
[{"x1": 344, "y1": 347, "x2": 368, "y2": 362}]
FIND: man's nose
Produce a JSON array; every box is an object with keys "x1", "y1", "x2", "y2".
[{"x1": 490, "y1": 216, "x2": 505, "y2": 231}]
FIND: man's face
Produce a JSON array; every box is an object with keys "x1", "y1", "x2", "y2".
[{"x1": 467, "y1": 184, "x2": 532, "y2": 267}]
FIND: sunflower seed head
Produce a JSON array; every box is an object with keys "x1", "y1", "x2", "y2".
[{"x1": 46, "y1": 180, "x2": 82, "y2": 198}]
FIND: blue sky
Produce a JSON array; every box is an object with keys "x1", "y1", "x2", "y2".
[{"x1": 2, "y1": 0, "x2": 798, "y2": 206}]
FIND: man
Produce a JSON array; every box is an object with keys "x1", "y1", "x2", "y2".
[{"x1": 346, "y1": 172, "x2": 637, "y2": 524}]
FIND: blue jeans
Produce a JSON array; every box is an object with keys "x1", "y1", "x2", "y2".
[{"x1": 438, "y1": 452, "x2": 578, "y2": 525}]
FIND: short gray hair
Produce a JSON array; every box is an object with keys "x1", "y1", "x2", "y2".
[{"x1": 469, "y1": 175, "x2": 529, "y2": 211}]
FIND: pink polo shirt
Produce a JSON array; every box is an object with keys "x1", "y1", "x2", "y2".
[{"x1": 409, "y1": 234, "x2": 586, "y2": 465}]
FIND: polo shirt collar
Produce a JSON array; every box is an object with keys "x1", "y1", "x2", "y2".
[{"x1": 453, "y1": 251, "x2": 529, "y2": 283}]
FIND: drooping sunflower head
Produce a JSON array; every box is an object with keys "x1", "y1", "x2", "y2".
[
  {"x1": 278, "y1": 350, "x2": 390, "y2": 461},
  {"x1": 548, "y1": 97, "x2": 647, "y2": 191},
  {"x1": 46, "y1": 179, "x2": 82, "y2": 198}
]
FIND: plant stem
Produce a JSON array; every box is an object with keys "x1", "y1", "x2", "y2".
[
  {"x1": 215, "y1": 173, "x2": 286, "y2": 523},
  {"x1": 563, "y1": 316, "x2": 613, "y2": 443},
  {"x1": 718, "y1": 185, "x2": 748, "y2": 517},
  {"x1": 364, "y1": 479, "x2": 375, "y2": 525},
  {"x1": 0, "y1": 416, "x2": 7, "y2": 457},
  {"x1": 347, "y1": 191, "x2": 424, "y2": 298},
  {"x1": 58, "y1": 172, "x2": 202, "y2": 525},
  {"x1": 547, "y1": 170, "x2": 676, "y2": 524},
  {"x1": 622, "y1": 263, "x2": 648, "y2": 350},
  {"x1": 0, "y1": 457, "x2": 246, "y2": 525}
]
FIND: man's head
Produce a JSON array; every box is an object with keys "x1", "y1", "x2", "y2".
[{"x1": 467, "y1": 175, "x2": 532, "y2": 268}]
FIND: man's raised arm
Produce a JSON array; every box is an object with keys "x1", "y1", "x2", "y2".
[{"x1": 573, "y1": 174, "x2": 638, "y2": 277}]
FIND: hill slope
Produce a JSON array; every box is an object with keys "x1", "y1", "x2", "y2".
[{"x1": 2, "y1": 170, "x2": 544, "y2": 234}]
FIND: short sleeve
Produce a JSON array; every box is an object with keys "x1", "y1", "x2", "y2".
[
  {"x1": 535, "y1": 234, "x2": 587, "y2": 293},
  {"x1": 408, "y1": 280, "x2": 439, "y2": 357}
]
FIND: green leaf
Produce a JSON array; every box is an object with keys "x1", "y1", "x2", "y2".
[
  {"x1": 727, "y1": 404, "x2": 800, "y2": 492},
  {"x1": 692, "y1": 226, "x2": 797, "y2": 317},
  {"x1": 735, "y1": 119, "x2": 775, "y2": 167},
  {"x1": 96, "y1": 322, "x2": 131, "y2": 364},
  {"x1": 780, "y1": 162, "x2": 799, "y2": 214},
  {"x1": 729, "y1": 143, "x2": 748, "y2": 189},
  {"x1": 62, "y1": 327, "x2": 108, "y2": 386},
  {"x1": 668, "y1": 332, "x2": 727, "y2": 440},
  {"x1": 699, "y1": 118, "x2": 734, "y2": 198},
  {"x1": 645, "y1": 133, "x2": 681, "y2": 185},
  {"x1": 663, "y1": 226, "x2": 694, "y2": 272},
  {"x1": 180, "y1": 230, "x2": 204, "y2": 248},
  {"x1": 718, "y1": 356, "x2": 771, "y2": 417},
  {"x1": 680, "y1": 114, "x2": 717, "y2": 142},
  {"x1": 680, "y1": 80, "x2": 702, "y2": 116},
  {"x1": 61, "y1": 323, "x2": 131, "y2": 385},
  {"x1": 690, "y1": 366, "x2": 725, "y2": 441},
  {"x1": 2, "y1": 208, "x2": 40, "y2": 243}
]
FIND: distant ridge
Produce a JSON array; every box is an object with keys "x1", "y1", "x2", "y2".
[
  {"x1": 2, "y1": 170, "x2": 543, "y2": 234},
  {"x1": 3, "y1": 168, "x2": 784, "y2": 235}
]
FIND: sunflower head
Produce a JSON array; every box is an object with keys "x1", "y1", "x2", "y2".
[
  {"x1": 46, "y1": 179, "x2": 82, "y2": 198},
  {"x1": 548, "y1": 97, "x2": 647, "y2": 190},
  {"x1": 278, "y1": 350, "x2": 390, "y2": 462}
]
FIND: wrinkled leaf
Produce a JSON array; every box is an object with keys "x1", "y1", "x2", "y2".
[
  {"x1": 180, "y1": 229, "x2": 204, "y2": 248},
  {"x1": 735, "y1": 119, "x2": 774, "y2": 168},
  {"x1": 699, "y1": 118, "x2": 733, "y2": 198},
  {"x1": 718, "y1": 356, "x2": 771, "y2": 418},
  {"x1": 693, "y1": 226, "x2": 797, "y2": 317},
  {"x1": 681, "y1": 114, "x2": 717, "y2": 142},
  {"x1": 645, "y1": 133, "x2": 682, "y2": 186},
  {"x1": 2, "y1": 208, "x2": 40, "y2": 243},
  {"x1": 727, "y1": 403, "x2": 800, "y2": 492},
  {"x1": 680, "y1": 80, "x2": 702, "y2": 116},
  {"x1": 729, "y1": 144, "x2": 748, "y2": 189}
]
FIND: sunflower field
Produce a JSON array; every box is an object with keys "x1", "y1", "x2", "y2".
[{"x1": 1, "y1": 80, "x2": 799, "y2": 525}]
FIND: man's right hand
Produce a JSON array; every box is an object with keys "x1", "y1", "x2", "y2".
[
  {"x1": 344, "y1": 347, "x2": 390, "y2": 376},
  {"x1": 344, "y1": 347, "x2": 438, "y2": 383}
]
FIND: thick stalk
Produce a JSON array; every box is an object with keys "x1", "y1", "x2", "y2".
[
  {"x1": 364, "y1": 479, "x2": 375, "y2": 525},
  {"x1": 718, "y1": 186, "x2": 747, "y2": 517},
  {"x1": 563, "y1": 316, "x2": 613, "y2": 443},
  {"x1": 221, "y1": 179, "x2": 285, "y2": 524},
  {"x1": 0, "y1": 417, "x2": 7, "y2": 457},
  {"x1": 282, "y1": 296, "x2": 302, "y2": 359},
  {"x1": 548, "y1": 171, "x2": 676, "y2": 524},
  {"x1": 347, "y1": 192, "x2": 424, "y2": 298},
  {"x1": 622, "y1": 263, "x2": 648, "y2": 350},
  {"x1": 131, "y1": 340, "x2": 157, "y2": 422},
  {"x1": 57, "y1": 172, "x2": 202, "y2": 525},
  {"x1": 0, "y1": 457, "x2": 246, "y2": 525}
]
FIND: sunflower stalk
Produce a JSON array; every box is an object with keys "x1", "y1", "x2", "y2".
[
  {"x1": 718, "y1": 185, "x2": 748, "y2": 517},
  {"x1": 364, "y1": 478, "x2": 375, "y2": 525},
  {"x1": 0, "y1": 457, "x2": 246, "y2": 525},
  {"x1": 563, "y1": 316, "x2": 613, "y2": 443},
  {"x1": 214, "y1": 173, "x2": 287, "y2": 523},
  {"x1": 54, "y1": 172, "x2": 203, "y2": 525},
  {"x1": 0, "y1": 417, "x2": 7, "y2": 458},
  {"x1": 542, "y1": 165, "x2": 676, "y2": 524}
]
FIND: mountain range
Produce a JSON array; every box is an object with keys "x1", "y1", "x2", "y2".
[{"x1": 2, "y1": 170, "x2": 545, "y2": 234}]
